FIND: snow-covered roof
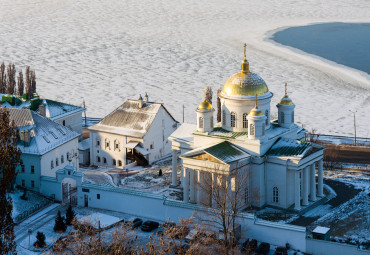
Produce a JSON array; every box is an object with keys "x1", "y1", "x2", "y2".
[
  {"x1": 265, "y1": 137, "x2": 323, "y2": 158},
  {"x1": 0, "y1": 94, "x2": 85, "y2": 120},
  {"x1": 170, "y1": 123, "x2": 196, "y2": 142},
  {"x1": 37, "y1": 99, "x2": 85, "y2": 120},
  {"x1": 89, "y1": 99, "x2": 176, "y2": 138},
  {"x1": 312, "y1": 226, "x2": 330, "y2": 234},
  {"x1": 7, "y1": 108, "x2": 79, "y2": 155},
  {"x1": 183, "y1": 141, "x2": 250, "y2": 164},
  {"x1": 78, "y1": 138, "x2": 90, "y2": 151}
]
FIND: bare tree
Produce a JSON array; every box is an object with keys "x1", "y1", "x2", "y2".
[
  {"x1": 25, "y1": 66, "x2": 31, "y2": 99},
  {"x1": 206, "y1": 86, "x2": 213, "y2": 105},
  {"x1": 30, "y1": 70, "x2": 36, "y2": 95},
  {"x1": 5, "y1": 63, "x2": 16, "y2": 95},
  {"x1": 197, "y1": 162, "x2": 255, "y2": 249},
  {"x1": 217, "y1": 88, "x2": 222, "y2": 123},
  {"x1": 0, "y1": 62, "x2": 5, "y2": 94},
  {"x1": 0, "y1": 108, "x2": 22, "y2": 254},
  {"x1": 17, "y1": 70, "x2": 24, "y2": 96}
]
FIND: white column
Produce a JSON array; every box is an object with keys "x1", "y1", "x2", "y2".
[
  {"x1": 197, "y1": 170, "x2": 202, "y2": 204},
  {"x1": 318, "y1": 159, "x2": 324, "y2": 197},
  {"x1": 294, "y1": 171, "x2": 301, "y2": 210},
  {"x1": 183, "y1": 168, "x2": 189, "y2": 203},
  {"x1": 171, "y1": 150, "x2": 177, "y2": 186},
  {"x1": 189, "y1": 169, "x2": 195, "y2": 203},
  {"x1": 309, "y1": 164, "x2": 316, "y2": 201},
  {"x1": 302, "y1": 167, "x2": 309, "y2": 206},
  {"x1": 212, "y1": 172, "x2": 217, "y2": 208},
  {"x1": 180, "y1": 164, "x2": 184, "y2": 188}
]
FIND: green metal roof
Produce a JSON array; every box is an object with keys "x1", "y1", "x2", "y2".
[
  {"x1": 195, "y1": 127, "x2": 247, "y2": 140},
  {"x1": 266, "y1": 138, "x2": 312, "y2": 157},
  {"x1": 184, "y1": 141, "x2": 250, "y2": 164}
]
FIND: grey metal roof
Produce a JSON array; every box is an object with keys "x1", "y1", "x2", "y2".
[
  {"x1": 89, "y1": 99, "x2": 176, "y2": 138},
  {"x1": 7, "y1": 108, "x2": 79, "y2": 155},
  {"x1": 265, "y1": 138, "x2": 313, "y2": 157}
]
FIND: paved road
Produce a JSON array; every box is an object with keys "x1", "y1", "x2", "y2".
[{"x1": 15, "y1": 204, "x2": 62, "y2": 245}]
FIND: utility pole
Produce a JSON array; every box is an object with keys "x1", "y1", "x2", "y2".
[
  {"x1": 349, "y1": 110, "x2": 357, "y2": 145},
  {"x1": 182, "y1": 104, "x2": 184, "y2": 123},
  {"x1": 83, "y1": 99, "x2": 87, "y2": 127}
]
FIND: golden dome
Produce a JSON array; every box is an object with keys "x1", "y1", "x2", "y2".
[
  {"x1": 249, "y1": 107, "x2": 264, "y2": 116},
  {"x1": 198, "y1": 99, "x2": 212, "y2": 110},
  {"x1": 279, "y1": 83, "x2": 293, "y2": 105},
  {"x1": 279, "y1": 96, "x2": 293, "y2": 105}
]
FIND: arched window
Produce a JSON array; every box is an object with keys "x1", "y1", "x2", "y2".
[
  {"x1": 250, "y1": 123, "x2": 255, "y2": 135},
  {"x1": 96, "y1": 140, "x2": 100, "y2": 146},
  {"x1": 265, "y1": 110, "x2": 269, "y2": 125},
  {"x1": 243, "y1": 113, "x2": 248, "y2": 128},
  {"x1": 245, "y1": 187, "x2": 250, "y2": 203},
  {"x1": 62, "y1": 120, "x2": 66, "y2": 126},
  {"x1": 61, "y1": 155, "x2": 64, "y2": 164},
  {"x1": 118, "y1": 160, "x2": 122, "y2": 167},
  {"x1": 291, "y1": 113, "x2": 294, "y2": 123},
  {"x1": 231, "y1": 112, "x2": 236, "y2": 128},
  {"x1": 210, "y1": 116, "x2": 213, "y2": 128},
  {"x1": 103, "y1": 157, "x2": 107, "y2": 164},
  {"x1": 114, "y1": 140, "x2": 119, "y2": 150},
  {"x1": 222, "y1": 110, "x2": 226, "y2": 125},
  {"x1": 273, "y1": 187, "x2": 279, "y2": 203},
  {"x1": 112, "y1": 159, "x2": 116, "y2": 166},
  {"x1": 262, "y1": 124, "x2": 265, "y2": 136},
  {"x1": 97, "y1": 156, "x2": 101, "y2": 163},
  {"x1": 105, "y1": 139, "x2": 110, "y2": 149},
  {"x1": 199, "y1": 117, "x2": 204, "y2": 128},
  {"x1": 280, "y1": 112, "x2": 285, "y2": 124}
]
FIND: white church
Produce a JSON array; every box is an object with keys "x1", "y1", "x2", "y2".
[{"x1": 170, "y1": 45, "x2": 325, "y2": 211}]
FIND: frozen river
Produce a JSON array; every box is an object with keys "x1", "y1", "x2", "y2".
[{"x1": 0, "y1": 0, "x2": 369, "y2": 136}]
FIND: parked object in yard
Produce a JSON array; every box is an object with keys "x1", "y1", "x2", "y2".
[
  {"x1": 274, "y1": 246, "x2": 287, "y2": 255},
  {"x1": 249, "y1": 239, "x2": 258, "y2": 253},
  {"x1": 141, "y1": 220, "x2": 159, "y2": 232},
  {"x1": 131, "y1": 218, "x2": 143, "y2": 229},
  {"x1": 256, "y1": 242, "x2": 270, "y2": 255}
]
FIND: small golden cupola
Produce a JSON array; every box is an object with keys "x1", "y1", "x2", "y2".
[
  {"x1": 196, "y1": 87, "x2": 214, "y2": 133},
  {"x1": 249, "y1": 94, "x2": 264, "y2": 116},
  {"x1": 279, "y1": 83, "x2": 293, "y2": 105}
]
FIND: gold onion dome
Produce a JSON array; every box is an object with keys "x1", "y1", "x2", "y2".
[
  {"x1": 198, "y1": 87, "x2": 212, "y2": 110},
  {"x1": 279, "y1": 83, "x2": 293, "y2": 105},
  {"x1": 221, "y1": 44, "x2": 269, "y2": 97},
  {"x1": 249, "y1": 94, "x2": 264, "y2": 116}
]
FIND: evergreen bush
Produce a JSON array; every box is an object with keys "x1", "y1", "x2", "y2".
[
  {"x1": 34, "y1": 231, "x2": 46, "y2": 248},
  {"x1": 54, "y1": 210, "x2": 67, "y2": 232},
  {"x1": 65, "y1": 205, "x2": 75, "y2": 226}
]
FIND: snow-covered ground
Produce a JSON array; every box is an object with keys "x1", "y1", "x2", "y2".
[
  {"x1": 9, "y1": 189, "x2": 50, "y2": 219},
  {"x1": 0, "y1": 0, "x2": 369, "y2": 137}
]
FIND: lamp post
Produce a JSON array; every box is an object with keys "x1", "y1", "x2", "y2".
[{"x1": 349, "y1": 110, "x2": 357, "y2": 145}]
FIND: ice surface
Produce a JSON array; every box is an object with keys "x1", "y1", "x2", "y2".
[{"x1": 0, "y1": 0, "x2": 369, "y2": 137}]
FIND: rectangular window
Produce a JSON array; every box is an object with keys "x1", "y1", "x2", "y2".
[
  {"x1": 150, "y1": 144, "x2": 154, "y2": 149},
  {"x1": 21, "y1": 164, "x2": 25, "y2": 173},
  {"x1": 31, "y1": 180, "x2": 35, "y2": 188},
  {"x1": 113, "y1": 159, "x2": 116, "y2": 166},
  {"x1": 82, "y1": 188, "x2": 90, "y2": 193},
  {"x1": 118, "y1": 160, "x2": 122, "y2": 167},
  {"x1": 31, "y1": 165, "x2": 35, "y2": 174},
  {"x1": 56, "y1": 157, "x2": 59, "y2": 166},
  {"x1": 97, "y1": 194, "x2": 100, "y2": 199},
  {"x1": 61, "y1": 155, "x2": 64, "y2": 164},
  {"x1": 51, "y1": 161, "x2": 54, "y2": 169},
  {"x1": 97, "y1": 140, "x2": 100, "y2": 146},
  {"x1": 22, "y1": 180, "x2": 25, "y2": 187}
]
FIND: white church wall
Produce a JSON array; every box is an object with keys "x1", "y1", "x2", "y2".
[
  {"x1": 40, "y1": 138, "x2": 79, "y2": 178},
  {"x1": 251, "y1": 159, "x2": 266, "y2": 207},
  {"x1": 40, "y1": 176, "x2": 61, "y2": 200},
  {"x1": 265, "y1": 162, "x2": 288, "y2": 208},
  {"x1": 286, "y1": 169, "x2": 296, "y2": 208}
]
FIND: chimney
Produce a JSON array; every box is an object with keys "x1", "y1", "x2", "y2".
[
  {"x1": 144, "y1": 92, "x2": 149, "y2": 103},
  {"x1": 39, "y1": 104, "x2": 45, "y2": 116},
  {"x1": 138, "y1": 94, "x2": 143, "y2": 108}
]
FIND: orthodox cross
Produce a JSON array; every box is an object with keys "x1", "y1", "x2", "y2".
[
  {"x1": 255, "y1": 94, "x2": 258, "y2": 108},
  {"x1": 285, "y1": 82, "x2": 288, "y2": 97},
  {"x1": 244, "y1": 43, "x2": 247, "y2": 58},
  {"x1": 204, "y1": 87, "x2": 207, "y2": 100}
]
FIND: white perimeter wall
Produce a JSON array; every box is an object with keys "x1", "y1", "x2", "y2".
[
  {"x1": 77, "y1": 183, "x2": 306, "y2": 251},
  {"x1": 306, "y1": 238, "x2": 370, "y2": 255}
]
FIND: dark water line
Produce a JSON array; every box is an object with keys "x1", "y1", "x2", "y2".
[{"x1": 272, "y1": 22, "x2": 370, "y2": 75}]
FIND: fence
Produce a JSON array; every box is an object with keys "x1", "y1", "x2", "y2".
[{"x1": 14, "y1": 198, "x2": 53, "y2": 223}]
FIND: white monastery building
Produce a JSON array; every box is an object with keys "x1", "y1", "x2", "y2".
[
  {"x1": 89, "y1": 94, "x2": 178, "y2": 168},
  {"x1": 170, "y1": 46, "x2": 325, "y2": 211},
  {"x1": 7, "y1": 108, "x2": 79, "y2": 192}
]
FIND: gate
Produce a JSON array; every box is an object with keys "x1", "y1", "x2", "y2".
[{"x1": 62, "y1": 183, "x2": 78, "y2": 206}]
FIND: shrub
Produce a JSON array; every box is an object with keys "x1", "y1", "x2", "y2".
[
  {"x1": 54, "y1": 210, "x2": 67, "y2": 232},
  {"x1": 34, "y1": 231, "x2": 46, "y2": 248},
  {"x1": 65, "y1": 205, "x2": 75, "y2": 226}
]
